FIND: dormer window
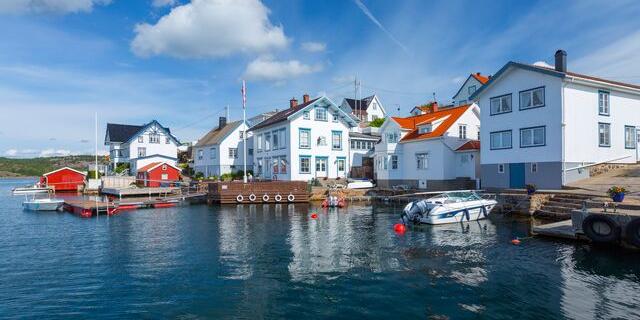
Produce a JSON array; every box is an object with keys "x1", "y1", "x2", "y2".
[
  {"x1": 418, "y1": 124, "x2": 432, "y2": 134},
  {"x1": 149, "y1": 134, "x2": 160, "y2": 144}
]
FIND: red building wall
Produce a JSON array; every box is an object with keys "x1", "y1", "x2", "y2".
[
  {"x1": 41, "y1": 168, "x2": 86, "y2": 192},
  {"x1": 137, "y1": 164, "x2": 180, "y2": 187}
]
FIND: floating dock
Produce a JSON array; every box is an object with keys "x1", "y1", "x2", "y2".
[
  {"x1": 207, "y1": 181, "x2": 309, "y2": 204},
  {"x1": 62, "y1": 194, "x2": 204, "y2": 218}
]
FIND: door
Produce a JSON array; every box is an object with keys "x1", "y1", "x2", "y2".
[
  {"x1": 509, "y1": 163, "x2": 525, "y2": 188},
  {"x1": 336, "y1": 158, "x2": 346, "y2": 178},
  {"x1": 316, "y1": 158, "x2": 327, "y2": 178}
]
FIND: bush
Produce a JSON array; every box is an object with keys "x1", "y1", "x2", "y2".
[
  {"x1": 114, "y1": 163, "x2": 130, "y2": 174},
  {"x1": 220, "y1": 173, "x2": 234, "y2": 181},
  {"x1": 87, "y1": 170, "x2": 101, "y2": 179},
  {"x1": 194, "y1": 172, "x2": 204, "y2": 180},
  {"x1": 369, "y1": 118, "x2": 385, "y2": 127}
]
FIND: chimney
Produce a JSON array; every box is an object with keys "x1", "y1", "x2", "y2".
[
  {"x1": 555, "y1": 49, "x2": 567, "y2": 73},
  {"x1": 218, "y1": 116, "x2": 227, "y2": 129},
  {"x1": 431, "y1": 101, "x2": 439, "y2": 113},
  {"x1": 289, "y1": 97, "x2": 298, "y2": 108},
  {"x1": 303, "y1": 93, "x2": 310, "y2": 103}
]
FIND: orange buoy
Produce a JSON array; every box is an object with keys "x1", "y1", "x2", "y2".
[
  {"x1": 511, "y1": 239, "x2": 521, "y2": 245},
  {"x1": 394, "y1": 223, "x2": 406, "y2": 233},
  {"x1": 311, "y1": 213, "x2": 318, "y2": 219}
]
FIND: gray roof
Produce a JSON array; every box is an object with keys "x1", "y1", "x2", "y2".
[
  {"x1": 349, "y1": 131, "x2": 380, "y2": 140},
  {"x1": 194, "y1": 120, "x2": 243, "y2": 147},
  {"x1": 106, "y1": 123, "x2": 144, "y2": 143}
]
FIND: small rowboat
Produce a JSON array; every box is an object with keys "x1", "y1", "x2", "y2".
[{"x1": 23, "y1": 198, "x2": 64, "y2": 211}]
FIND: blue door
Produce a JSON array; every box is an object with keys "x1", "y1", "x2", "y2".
[{"x1": 509, "y1": 163, "x2": 525, "y2": 188}]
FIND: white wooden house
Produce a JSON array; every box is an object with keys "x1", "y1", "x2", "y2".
[
  {"x1": 104, "y1": 120, "x2": 180, "y2": 174},
  {"x1": 340, "y1": 94, "x2": 386, "y2": 123},
  {"x1": 249, "y1": 94, "x2": 358, "y2": 181},
  {"x1": 193, "y1": 117, "x2": 253, "y2": 177},
  {"x1": 471, "y1": 50, "x2": 640, "y2": 189}
]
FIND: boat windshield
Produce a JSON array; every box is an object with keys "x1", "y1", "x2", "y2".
[{"x1": 432, "y1": 191, "x2": 481, "y2": 203}]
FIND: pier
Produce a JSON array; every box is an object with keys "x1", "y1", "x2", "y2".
[{"x1": 207, "y1": 181, "x2": 309, "y2": 204}]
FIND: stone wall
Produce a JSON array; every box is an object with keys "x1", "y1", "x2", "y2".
[{"x1": 589, "y1": 163, "x2": 628, "y2": 177}]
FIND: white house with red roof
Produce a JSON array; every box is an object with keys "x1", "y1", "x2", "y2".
[
  {"x1": 470, "y1": 50, "x2": 640, "y2": 189},
  {"x1": 374, "y1": 103, "x2": 481, "y2": 189},
  {"x1": 136, "y1": 162, "x2": 181, "y2": 187},
  {"x1": 249, "y1": 94, "x2": 358, "y2": 181}
]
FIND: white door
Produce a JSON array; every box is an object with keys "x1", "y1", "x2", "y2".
[
  {"x1": 337, "y1": 158, "x2": 346, "y2": 178},
  {"x1": 316, "y1": 158, "x2": 327, "y2": 178}
]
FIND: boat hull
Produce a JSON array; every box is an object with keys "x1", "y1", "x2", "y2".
[
  {"x1": 23, "y1": 200, "x2": 64, "y2": 211},
  {"x1": 422, "y1": 203, "x2": 496, "y2": 225}
]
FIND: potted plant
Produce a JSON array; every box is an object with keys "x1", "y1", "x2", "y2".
[
  {"x1": 607, "y1": 186, "x2": 627, "y2": 202},
  {"x1": 526, "y1": 184, "x2": 537, "y2": 195}
]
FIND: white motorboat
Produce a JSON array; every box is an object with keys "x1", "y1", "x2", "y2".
[
  {"x1": 12, "y1": 185, "x2": 52, "y2": 195},
  {"x1": 401, "y1": 191, "x2": 497, "y2": 225},
  {"x1": 22, "y1": 198, "x2": 64, "y2": 211},
  {"x1": 347, "y1": 179, "x2": 375, "y2": 189}
]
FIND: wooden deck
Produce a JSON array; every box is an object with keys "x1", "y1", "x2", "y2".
[
  {"x1": 207, "y1": 181, "x2": 309, "y2": 204},
  {"x1": 101, "y1": 187, "x2": 180, "y2": 197}
]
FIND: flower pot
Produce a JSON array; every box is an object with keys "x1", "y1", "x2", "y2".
[{"x1": 611, "y1": 193, "x2": 625, "y2": 203}]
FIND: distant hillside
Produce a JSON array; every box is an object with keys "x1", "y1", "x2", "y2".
[{"x1": 0, "y1": 156, "x2": 108, "y2": 177}]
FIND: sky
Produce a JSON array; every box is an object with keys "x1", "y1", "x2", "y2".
[{"x1": 2, "y1": 0, "x2": 640, "y2": 158}]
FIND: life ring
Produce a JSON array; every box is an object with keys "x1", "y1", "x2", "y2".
[
  {"x1": 236, "y1": 194, "x2": 244, "y2": 203},
  {"x1": 275, "y1": 194, "x2": 283, "y2": 202},
  {"x1": 287, "y1": 194, "x2": 295, "y2": 202},
  {"x1": 249, "y1": 193, "x2": 257, "y2": 202},
  {"x1": 263, "y1": 194, "x2": 270, "y2": 202},
  {"x1": 582, "y1": 214, "x2": 620, "y2": 243},
  {"x1": 624, "y1": 218, "x2": 640, "y2": 248}
]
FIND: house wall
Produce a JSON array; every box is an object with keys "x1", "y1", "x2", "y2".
[
  {"x1": 453, "y1": 76, "x2": 483, "y2": 106},
  {"x1": 42, "y1": 169, "x2": 86, "y2": 192},
  {"x1": 366, "y1": 96, "x2": 386, "y2": 122},
  {"x1": 126, "y1": 125, "x2": 178, "y2": 171},
  {"x1": 137, "y1": 165, "x2": 180, "y2": 187},
  {"x1": 193, "y1": 123, "x2": 253, "y2": 177}
]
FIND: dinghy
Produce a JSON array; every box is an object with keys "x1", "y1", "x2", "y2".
[{"x1": 23, "y1": 197, "x2": 64, "y2": 211}]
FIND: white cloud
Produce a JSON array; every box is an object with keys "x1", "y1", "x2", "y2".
[
  {"x1": 152, "y1": 0, "x2": 177, "y2": 7},
  {"x1": 40, "y1": 149, "x2": 72, "y2": 157},
  {"x1": 301, "y1": 41, "x2": 326, "y2": 53},
  {"x1": 132, "y1": 0, "x2": 289, "y2": 58},
  {"x1": 5, "y1": 149, "x2": 18, "y2": 156},
  {"x1": 243, "y1": 57, "x2": 322, "y2": 81},
  {"x1": 0, "y1": 0, "x2": 111, "y2": 14}
]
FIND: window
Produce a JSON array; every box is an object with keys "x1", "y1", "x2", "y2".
[
  {"x1": 303, "y1": 111, "x2": 310, "y2": 120},
  {"x1": 490, "y1": 130, "x2": 512, "y2": 150},
  {"x1": 599, "y1": 123, "x2": 611, "y2": 147},
  {"x1": 299, "y1": 128, "x2": 311, "y2": 148},
  {"x1": 519, "y1": 87, "x2": 545, "y2": 110},
  {"x1": 264, "y1": 132, "x2": 271, "y2": 151},
  {"x1": 300, "y1": 156, "x2": 311, "y2": 173},
  {"x1": 459, "y1": 125, "x2": 467, "y2": 139},
  {"x1": 278, "y1": 157, "x2": 287, "y2": 174},
  {"x1": 138, "y1": 147, "x2": 146, "y2": 157},
  {"x1": 138, "y1": 136, "x2": 144, "y2": 143},
  {"x1": 490, "y1": 94, "x2": 512, "y2": 115},
  {"x1": 161, "y1": 164, "x2": 167, "y2": 171},
  {"x1": 531, "y1": 163, "x2": 538, "y2": 173},
  {"x1": 333, "y1": 114, "x2": 338, "y2": 122},
  {"x1": 391, "y1": 155, "x2": 398, "y2": 169},
  {"x1": 317, "y1": 136, "x2": 327, "y2": 146},
  {"x1": 477, "y1": 126, "x2": 481, "y2": 140},
  {"x1": 337, "y1": 158, "x2": 345, "y2": 172},
  {"x1": 468, "y1": 85, "x2": 476, "y2": 96},
  {"x1": 498, "y1": 164, "x2": 505, "y2": 173},
  {"x1": 257, "y1": 134, "x2": 263, "y2": 152},
  {"x1": 599, "y1": 91, "x2": 610, "y2": 115},
  {"x1": 278, "y1": 129, "x2": 286, "y2": 149},
  {"x1": 418, "y1": 125, "x2": 432, "y2": 134},
  {"x1": 272, "y1": 130, "x2": 279, "y2": 150},
  {"x1": 332, "y1": 131, "x2": 342, "y2": 150},
  {"x1": 520, "y1": 126, "x2": 545, "y2": 148},
  {"x1": 161, "y1": 173, "x2": 168, "y2": 180},
  {"x1": 372, "y1": 103, "x2": 377, "y2": 110},
  {"x1": 315, "y1": 107, "x2": 327, "y2": 121},
  {"x1": 239, "y1": 130, "x2": 244, "y2": 139},
  {"x1": 248, "y1": 148, "x2": 253, "y2": 156},
  {"x1": 197, "y1": 149, "x2": 203, "y2": 160},
  {"x1": 416, "y1": 153, "x2": 428, "y2": 169},
  {"x1": 625, "y1": 126, "x2": 636, "y2": 149},
  {"x1": 386, "y1": 131, "x2": 399, "y2": 143},
  {"x1": 383, "y1": 156, "x2": 388, "y2": 170},
  {"x1": 149, "y1": 134, "x2": 160, "y2": 144},
  {"x1": 351, "y1": 140, "x2": 355, "y2": 149},
  {"x1": 229, "y1": 148, "x2": 238, "y2": 159},
  {"x1": 210, "y1": 147, "x2": 216, "y2": 159},
  {"x1": 257, "y1": 158, "x2": 263, "y2": 175},
  {"x1": 165, "y1": 137, "x2": 170, "y2": 144}
]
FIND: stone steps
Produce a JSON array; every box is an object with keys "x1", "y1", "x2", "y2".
[{"x1": 533, "y1": 209, "x2": 571, "y2": 221}]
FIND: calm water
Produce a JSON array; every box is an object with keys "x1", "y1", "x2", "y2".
[{"x1": 1, "y1": 178, "x2": 640, "y2": 319}]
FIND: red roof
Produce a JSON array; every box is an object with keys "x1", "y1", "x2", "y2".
[
  {"x1": 392, "y1": 104, "x2": 472, "y2": 142},
  {"x1": 456, "y1": 140, "x2": 480, "y2": 151},
  {"x1": 138, "y1": 162, "x2": 161, "y2": 172},
  {"x1": 471, "y1": 73, "x2": 489, "y2": 84}
]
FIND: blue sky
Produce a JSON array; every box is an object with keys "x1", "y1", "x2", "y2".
[{"x1": 2, "y1": 0, "x2": 640, "y2": 157}]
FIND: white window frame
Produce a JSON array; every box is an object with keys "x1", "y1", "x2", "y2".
[
  {"x1": 599, "y1": 122, "x2": 611, "y2": 147},
  {"x1": 599, "y1": 91, "x2": 610, "y2": 116},
  {"x1": 149, "y1": 134, "x2": 160, "y2": 144},
  {"x1": 197, "y1": 149, "x2": 203, "y2": 160},
  {"x1": 210, "y1": 147, "x2": 216, "y2": 159},
  {"x1": 418, "y1": 125, "x2": 432, "y2": 134},
  {"x1": 303, "y1": 111, "x2": 310, "y2": 120},
  {"x1": 458, "y1": 124, "x2": 467, "y2": 139},
  {"x1": 257, "y1": 134, "x2": 263, "y2": 152},
  {"x1": 416, "y1": 153, "x2": 428, "y2": 170},
  {"x1": 299, "y1": 129, "x2": 311, "y2": 149},
  {"x1": 138, "y1": 147, "x2": 146, "y2": 158},
  {"x1": 625, "y1": 126, "x2": 636, "y2": 149},
  {"x1": 391, "y1": 155, "x2": 398, "y2": 169},
  {"x1": 315, "y1": 107, "x2": 327, "y2": 121},
  {"x1": 299, "y1": 156, "x2": 310, "y2": 174},
  {"x1": 519, "y1": 87, "x2": 545, "y2": 110},
  {"x1": 332, "y1": 131, "x2": 342, "y2": 150},
  {"x1": 229, "y1": 148, "x2": 238, "y2": 159}
]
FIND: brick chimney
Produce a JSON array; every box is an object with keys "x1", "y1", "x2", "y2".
[
  {"x1": 290, "y1": 97, "x2": 298, "y2": 108},
  {"x1": 218, "y1": 116, "x2": 227, "y2": 129},
  {"x1": 430, "y1": 102, "x2": 439, "y2": 113},
  {"x1": 303, "y1": 93, "x2": 310, "y2": 104}
]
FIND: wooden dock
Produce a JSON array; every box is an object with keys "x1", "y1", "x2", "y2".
[
  {"x1": 207, "y1": 181, "x2": 309, "y2": 204},
  {"x1": 101, "y1": 187, "x2": 181, "y2": 198}
]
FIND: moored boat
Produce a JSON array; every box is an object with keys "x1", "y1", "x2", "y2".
[
  {"x1": 22, "y1": 198, "x2": 65, "y2": 211},
  {"x1": 347, "y1": 179, "x2": 375, "y2": 189},
  {"x1": 12, "y1": 185, "x2": 52, "y2": 195},
  {"x1": 401, "y1": 191, "x2": 497, "y2": 225}
]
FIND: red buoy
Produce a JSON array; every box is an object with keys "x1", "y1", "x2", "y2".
[
  {"x1": 394, "y1": 223, "x2": 406, "y2": 233},
  {"x1": 511, "y1": 239, "x2": 521, "y2": 245},
  {"x1": 311, "y1": 213, "x2": 318, "y2": 219}
]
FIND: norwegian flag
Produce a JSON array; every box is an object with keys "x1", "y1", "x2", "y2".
[{"x1": 241, "y1": 80, "x2": 246, "y2": 109}]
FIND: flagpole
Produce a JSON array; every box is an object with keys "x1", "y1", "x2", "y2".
[{"x1": 242, "y1": 80, "x2": 248, "y2": 183}]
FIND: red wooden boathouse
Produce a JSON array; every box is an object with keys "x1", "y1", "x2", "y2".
[
  {"x1": 136, "y1": 162, "x2": 181, "y2": 187},
  {"x1": 40, "y1": 167, "x2": 86, "y2": 192}
]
